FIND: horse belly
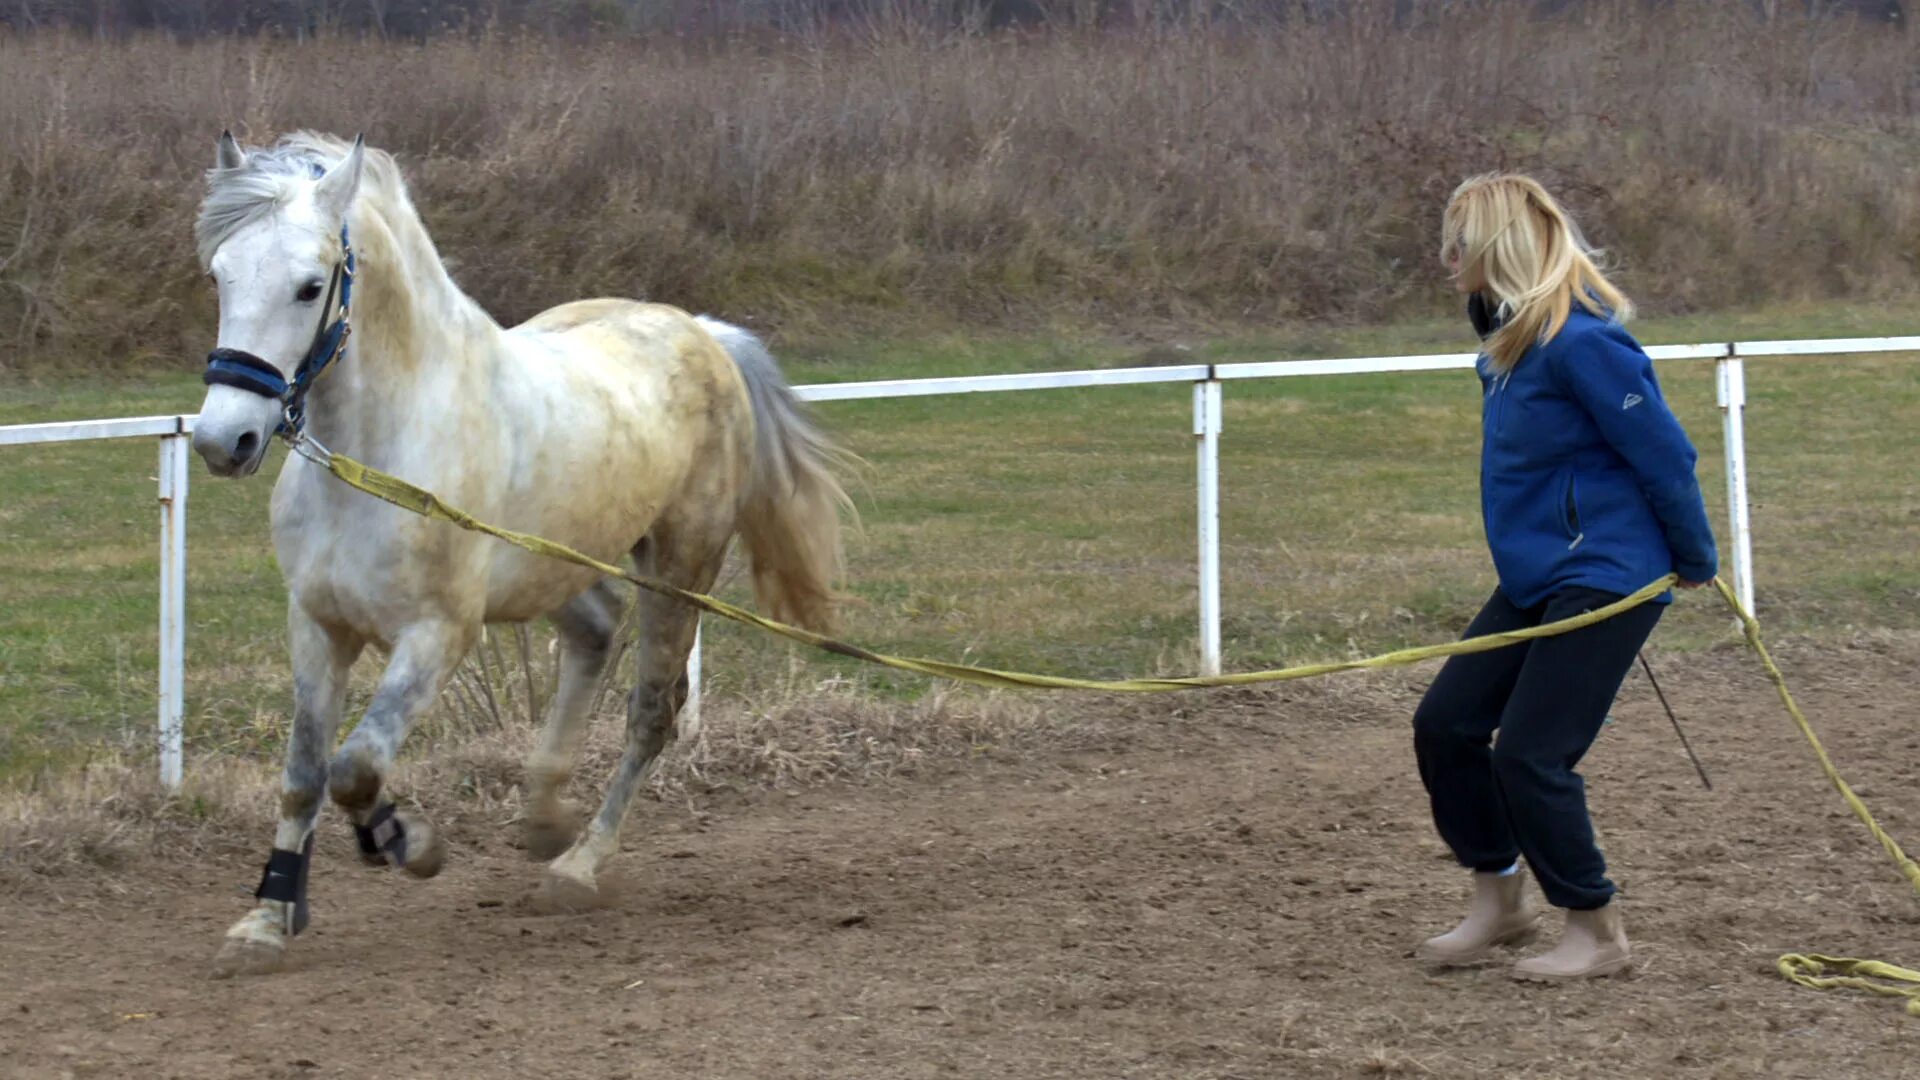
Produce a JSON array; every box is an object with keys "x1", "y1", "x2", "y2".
[{"x1": 479, "y1": 505, "x2": 656, "y2": 623}]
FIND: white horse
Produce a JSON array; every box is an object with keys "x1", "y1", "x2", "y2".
[{"x1": 191, "y1": 130, "x2": 852, "y2": 977}]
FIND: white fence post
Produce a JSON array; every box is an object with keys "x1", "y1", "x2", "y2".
[
  {"x1": 157, "y1": 431, "x2": 190, "y2": 791},
  {"x1": 1716, "y1": 351, "x2": 1756, "y2": 616},
  {"x1": 1193, "y1": 376, "x2": 1223, "y2": 676},
  {"x1": 684, "y1": 619, "x2": 702, "y2": 732}
]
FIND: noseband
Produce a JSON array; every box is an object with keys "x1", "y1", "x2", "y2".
[{"x1": 202, "y1": 219, "x2": 356, "y2": 438}]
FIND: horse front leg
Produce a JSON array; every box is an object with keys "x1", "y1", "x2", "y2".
[
  {"x1": 212, "y1": 606, "x2": 362, "y2": 978},
  {"x1": 326, "y1": 620, "x2": 472, "y2": 880}
]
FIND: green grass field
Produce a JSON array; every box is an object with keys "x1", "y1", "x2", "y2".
[{"x1": 3, "y1": 305, "x2": 1918, "y2": 782}]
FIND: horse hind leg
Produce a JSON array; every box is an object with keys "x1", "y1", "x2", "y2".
[
  {"x1": 539, "y1": 525, "x2": 724, "y2": 911},
  {"x1": 523, "y1": 581, "x2": 624, "y2": 860}
]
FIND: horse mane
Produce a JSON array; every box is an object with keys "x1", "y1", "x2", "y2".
[{"x1": 195, "y1": 131, "x2": 411, "y2": 269}]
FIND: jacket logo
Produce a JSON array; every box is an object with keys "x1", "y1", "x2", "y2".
[{"x1": 1621, "y1": 392, "x2": 1644, "y2": 410}]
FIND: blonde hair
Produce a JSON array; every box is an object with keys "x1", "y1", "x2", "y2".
[{"x1": 1440, "y1": 173, "x2": 1633, "y2": 373}]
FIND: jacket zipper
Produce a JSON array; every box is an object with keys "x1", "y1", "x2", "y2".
[{"x1": 1481, "y1": 368, "x2": 1505, "y2": 535}]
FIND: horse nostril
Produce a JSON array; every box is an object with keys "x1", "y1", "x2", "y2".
[{"x1": 234, "y1": 431, "x2": 260, "y2": 461}]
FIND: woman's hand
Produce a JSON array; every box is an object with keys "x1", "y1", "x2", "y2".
[{"x1": 1675, "y1": 578, "x2": 1711, "y2": 590}]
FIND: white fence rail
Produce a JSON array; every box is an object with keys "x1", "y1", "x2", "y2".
[{"x1": 7, "y1": 336, "x2": 1916, "y2": 789}]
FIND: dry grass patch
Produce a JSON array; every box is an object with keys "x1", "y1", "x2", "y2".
[{"x1": 0, "y1": 674, "x2": 1134, "y2": 888}]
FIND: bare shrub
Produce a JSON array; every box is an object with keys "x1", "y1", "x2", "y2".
[{"x1": 2, "y1": 5, "x2": 1918, "y2": 375}]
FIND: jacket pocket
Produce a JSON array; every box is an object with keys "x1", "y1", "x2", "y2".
[{"x1": 1558, "y1": 471, "x2": 1584, "y2": 547}]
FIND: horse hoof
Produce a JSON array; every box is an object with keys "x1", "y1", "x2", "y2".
[
  {"x1": 396, "y1": 810, "x2": 446, "y2": 879},
  {"x1": 535, "y1": 871, "x2": 605, "y2": 915},
  {"x1": 524, "y1": 816, "x2": 580, "y2": 862},
  {"x1": 210, "y1": 938, "x2": 285, "y2": 979}
]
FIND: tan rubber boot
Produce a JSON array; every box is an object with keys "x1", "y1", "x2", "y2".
[
  {"x1": 1511, "y1": 902, "x2": 1632, "y2": 982},
  {"x1": 1416, "y1": 868, "x2": 1540, "y2": 966}
]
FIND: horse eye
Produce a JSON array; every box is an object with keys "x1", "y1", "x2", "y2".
[{"x1": 295, "y1": 280, "x2": 325, "y2": 303}]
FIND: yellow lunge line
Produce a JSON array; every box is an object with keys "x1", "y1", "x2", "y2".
[
  {"x1": 322, "y1": 450, "x2": 1677, "y2": 692},
  {"x1": 1716, "y1": 577, "x2": 1920, "y2": 896},
  {"x1": 313, "y1": 447, "x2": 1920, "y2": 1013}
]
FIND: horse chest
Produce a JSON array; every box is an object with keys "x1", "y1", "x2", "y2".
[{"x1": 272, "y1": 473, "x2": 481, "y2": 635}]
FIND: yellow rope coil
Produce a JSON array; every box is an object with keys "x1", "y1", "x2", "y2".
[
  {"x1": 318, "y1": 448, "x2": 1920, "y2": 1013},
  {"x1": 1777, "y1": 955, "x2": 1920, "y2": 1017}
]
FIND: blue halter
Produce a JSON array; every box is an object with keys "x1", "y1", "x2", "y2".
[{"x1": 201, "y1": 219, "x2": 356, "y2": 438}]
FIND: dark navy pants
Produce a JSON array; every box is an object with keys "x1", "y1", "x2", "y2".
[{"x1": 1412, "y1": 586, "x2": 1663, "y2": 910}]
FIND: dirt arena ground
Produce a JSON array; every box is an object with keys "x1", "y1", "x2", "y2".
[{"x1": 5, "y1": 636, "x2": 1920, "y2": 1079}]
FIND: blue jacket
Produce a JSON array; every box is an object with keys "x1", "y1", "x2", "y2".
[{"x1": 1477, "y1": 306, "x2": 1719, "y2": 608}]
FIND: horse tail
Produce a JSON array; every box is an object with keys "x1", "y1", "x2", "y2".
[{"x1": 695, "y1": 316, "x2": 857, "y2": 632}]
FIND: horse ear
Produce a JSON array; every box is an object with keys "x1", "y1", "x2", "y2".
[
  {"x1": 215, "y1": 130, "x2": 247, "y2": 171},
  {"x1": 313, "y1": 134, "x2": 366, "y2": 225}
]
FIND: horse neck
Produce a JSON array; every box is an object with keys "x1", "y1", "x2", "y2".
[{"x1": 304, "y1": 195, "x2": 503, "y2": 457}]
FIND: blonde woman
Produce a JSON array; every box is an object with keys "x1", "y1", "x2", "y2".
[{"x1": 1413, "y1": 174, "x2": 1718, "y2": 981}]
